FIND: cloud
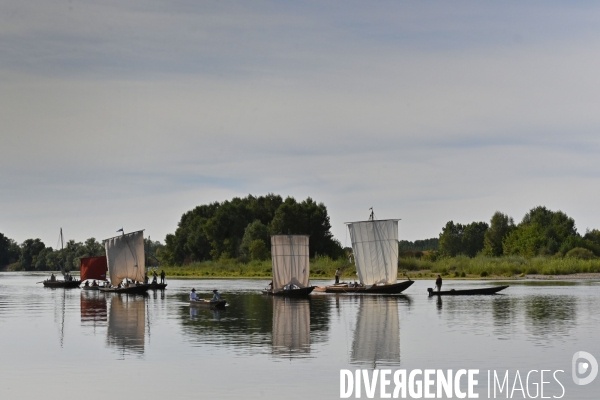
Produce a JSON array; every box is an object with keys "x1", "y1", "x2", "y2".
[{"x1": 2, "y1": 1, "x2": 600, "y2": 245}]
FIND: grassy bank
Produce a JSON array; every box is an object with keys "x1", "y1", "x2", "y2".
[
  {"x1": 158, "y1": 255, "x2": 600, "y2": 279},
  {"x1": 159, "y1": 256, "x2": 349, "y2": 279},
  {"x1": 401, "y1": 255, "x2": 600, "y2": 278}
]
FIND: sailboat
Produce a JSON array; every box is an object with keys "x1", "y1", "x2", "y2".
[
  {"x1": 321, "y1": 210, "x2": 414, "y2": 294},
  {"x1": 43, "y1": 228, "x2": 81, "y2": 288},
  {"x1": 262, "y1": 235, "x2": 315, "y2": 296},
  {"x1": 80, "y1": 255, "x2": 108, "y2": 290},
  {"x1": 99, "y1": 230, "x2": 150, "y2": 294}
]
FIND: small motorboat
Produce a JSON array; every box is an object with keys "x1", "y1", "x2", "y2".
[
  {"x1": 189, "y1": 299, "x2": 227, "y2": 309},
  {"x1": 427, "y1": 285, "x2": 509, "y2": 296}
]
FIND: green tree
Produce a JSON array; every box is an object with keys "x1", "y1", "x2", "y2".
[
  {"x1": 19, "y1": 239, "x2": 46, "y2": 271},
  {"x1": 240, "y1": 220, "x2": 270, "y2": 257},
  {"x1": 439, "y1": 221, "x2": 464, "y2": 257},
  {"x1": 482, "y1": 212, "x2": 515, "y2": 256},
  {"x1": 0, "y1": 233, "x2": 20, "y2": 267},
  {"x1": 249, "y1": 239, "x2": 269, "y2": 261},
  {"x1": 462, "y1": 221, "x2": 489, "y2": 257},
  {"x1": 503, "y1": 206, "x2": 577, "y2": 257}
]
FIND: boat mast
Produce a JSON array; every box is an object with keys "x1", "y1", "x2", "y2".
[{"x1": 60, "y1": 228, "x2": 65, "y2": 276}]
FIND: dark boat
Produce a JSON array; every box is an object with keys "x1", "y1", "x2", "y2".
[
  {"x1": 189, "y1": 299, "x2": 227, "y2": 309},
  {"x1": 427, "y1": 285, "x2": 509, "y2": 296},
  {"x1": 99, "y1": 284, "x2": 150, "y2": 295},
  {"x1": 147, "y1": 282, "x2": 167, "y2": 290},
  {"x1": 43, "y1": 280, "x2": 81, "y2": 288},
  {"x1": 321, "y1": 280, "x2": 414, "y2": 294},
  {"x1": 262, "y1": 286, "x2": 316, "y2": 296}
]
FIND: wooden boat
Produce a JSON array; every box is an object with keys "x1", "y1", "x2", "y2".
[
  {"x1": 189, "y1": 299, "x2": 227, "y2": 309},
  {"x1": 322, "y1": 280, "x2": 414, "y2": 294},
  {"x1": 41, "y1": 228, "x2": 80, "y2": 288},
  {"x1": 319, "y1": 210, "x2": 413, "y2": 295},
  {"x1": 147, "y1": 282, "x2": 167, "y2": 290},
  {"x1": 262, "y1": 235, "x2": 314, "y2": 297},
  {"x1": 427, "y1": 285, "x2": 509, "y2": 296},
  {"x1": 262, "y1": 286, "x2": 315, "y2": 296},
  {"x1": 43, "y1": 279, "x2": 81, "y2": 288},
  {"x1": 102, "y1": 230, "x2": 149, "y2": 294},
  {"x1": 80, "y1": 255, "x2": 108, "y2": 288}
]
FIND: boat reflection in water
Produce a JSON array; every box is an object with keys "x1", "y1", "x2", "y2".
[
  {"x1": 80, "y1": 291, "x2": 107, "y2": 328},
  {"x1": 272, "y1": 297, "x2": 310, "y2": 356},
  {"x1": 351, "y1": 297, "x2": 400, "y2": 367},
  {"x1": 107, "y1": 294, "x2": 146, "y2": 357}
]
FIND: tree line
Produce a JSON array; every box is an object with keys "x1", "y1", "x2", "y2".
[
  {"x1": 162, "y1": 194, "x2": 345, "y2": 265},
  {"x1": 437, "y1": 206, "x2": 600, "y2": 259},
  {"x1": 0, "y1": 233, "x2": 163, "y2": 272}
]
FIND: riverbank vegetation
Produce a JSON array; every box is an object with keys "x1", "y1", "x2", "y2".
[{"x1": 3, "y1": 199, "x2": 600, "y2": 279}]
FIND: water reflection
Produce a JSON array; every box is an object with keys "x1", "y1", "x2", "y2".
[
  {"x1": 80, "y1": 291, "x2": 107, "y2": 327},
  {"x1": 107, "y1": 294, "x2": 146, "y2": 356},
  {"x1": 351, "y1": 296, "x2": 400, "y2": 367},
  {"x1": 524, "y1": 295, "x2": 576, "y2": 341},
  {"x1": 180, "y1": 292, "x2": 329, "y2": 357},
  {"x1": 272, "y1": 297, "x2": 310, "y2": 356}
]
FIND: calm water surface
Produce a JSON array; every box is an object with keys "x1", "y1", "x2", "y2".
[{"x1": 0, "y1": 273, "x2": 599, "y2": 399}]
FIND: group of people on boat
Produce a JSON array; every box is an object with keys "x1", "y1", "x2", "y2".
[
  {"x1": 49, "y1": 273, "x2": 76, "y2": 282},
  {"x1": 83, "y1": 280, "x2": 99, "y2": 287},
  {"x1": 190, "y1": 288, "x2": 221, "y2": 302},
  {"x1": 144, "y1": 270, "x2": 166, "y2": 284}
]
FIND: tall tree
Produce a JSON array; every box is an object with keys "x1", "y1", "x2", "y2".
[{"x1": 482, "y1": 212, "x2": 515, "y2": 256}]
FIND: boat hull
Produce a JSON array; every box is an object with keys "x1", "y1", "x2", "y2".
[
  {"x1": 43, "y1": 280, "x2": 81, "y2": 288},
  {"x1": 427, "y1": 285, "x2": 509, "y2": 296},
  {"x1": 189, "y1": 300, "x2": 227, "y2": 308},
  {"x1": 262, "y1": 286, "x2": 316, "y2": 296},
  {"x1": 99, "y1": 284, "x2": 150, "y2": 294},
  {"x1": 82, "y1": 286, "x2": 100, "y2": 291},
  {"x1": 148, "y1": 283, "x2": 167, "y2": 290},
  {"x1": 321, "y1": 280, "x2": 414, "y2": 294}
]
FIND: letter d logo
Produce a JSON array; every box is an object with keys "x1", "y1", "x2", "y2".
[{"x1": 572, "y1": 351, "x2": 598, "y2": 385}]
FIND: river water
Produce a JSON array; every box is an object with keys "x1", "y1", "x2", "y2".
[{"x1": 0, "y1": 273, "x2": 598, "y2": 399}]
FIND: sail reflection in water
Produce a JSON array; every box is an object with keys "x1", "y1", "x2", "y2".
[
  {"x1": 107, "y1": 294, "x2": 146, "y2": 356},
  {"x1": 272, "y1": 297, "x2": 310, "y2": 356},
  {"x1": 80, "y1": 291, "x2": 107, "y2": 327},
  {"x1": 351, "y1": 297, "x2": 400, "y2": 367}
]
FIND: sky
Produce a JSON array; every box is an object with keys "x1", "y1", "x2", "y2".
[{"x1": 2, "y1": 1, "x2": 600, "y2": 248}]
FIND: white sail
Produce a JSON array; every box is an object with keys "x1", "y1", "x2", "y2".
[
  {"x1": 272, "y1": 297, "x2": 310, "y2": 355},
  {"x1": 104, "y1": 230, "x2": 145, "y2": 286},
  {"x1": 271, "y1": 235, "x2": 310, "y2": 292},
  {"x1": 347, "y1": 219, "x2": 399, "y2": 285},
  {"x1": 351, "y1": 298, "x2": 400, "y2": 366}
]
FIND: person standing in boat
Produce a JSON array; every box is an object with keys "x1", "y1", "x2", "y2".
[
  {"x1": 190, "y1": 288, "x2": 199, "y2": 301},
  {"x1": 211, "y1": 290, "x2": 221, "y2": 301},
  {"x1": 335, "y1": 268, "x2": 341, "y2": 284},
  {"x1": 160, "y1": 270, "x2": 165, "y2": 284},
  {"x1": 152, "y1": 270, "x2": 158, "y2": 284},
  {"x1": 435, "y1": 274, "x2": 442, "y2": 292}
]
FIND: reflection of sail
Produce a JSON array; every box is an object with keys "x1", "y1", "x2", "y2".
[
  {"x1": 80, "y1": 291, "x2": 107, "y2": 326},
  {"x1": 272, "y1": 297, "x2": 310, "y2": 355},
  {"x1": 351, "y1": 297, "x2": 400, "y2": 366},
  {"x1": 107, "y1": 295, "x2": 145, "y2": 355}
]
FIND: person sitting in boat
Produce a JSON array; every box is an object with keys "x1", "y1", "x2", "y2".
[
  {"x1": 211, "y1": 290, "x2": 221, "y2": 301},
  {"x1": 92, "y1": 280, "x2": 98, "y2": 287},
  {"x1": 50, "y1": 273, "x2": 56, "y2": 282},
  {"x1": 84, "y1": 281, "x2": 89, "y2": 287},
  {"x1": 190, "y1": 288, "x2": 199, "y2": 301},
  {"x1": 435, "y1": 274, "x2": 442, "y2": 292}
]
